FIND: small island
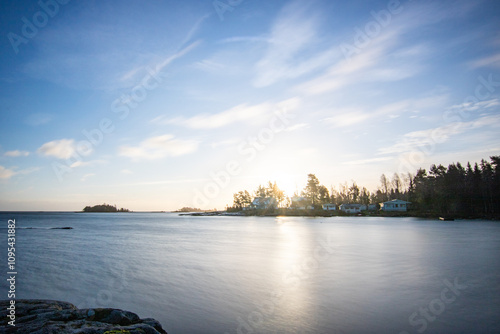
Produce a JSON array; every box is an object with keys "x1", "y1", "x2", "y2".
[
  {"x1": 82, "y1": 203, "x2": 130, "y2": 212},
  {"x1": 174, "y1": 207, "x2": 214, "y2": 213}
]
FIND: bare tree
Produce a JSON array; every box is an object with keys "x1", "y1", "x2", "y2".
[
  {"x1": 380, "y1": 174, "x2": 390, "y2": 201},
  {"x1": 392, "y1": 173, "x2": 402, "y2": 195}
]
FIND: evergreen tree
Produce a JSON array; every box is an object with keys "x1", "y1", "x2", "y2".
[{"x1": 302, "y1": 174, "x2": 324, "y2": 208}]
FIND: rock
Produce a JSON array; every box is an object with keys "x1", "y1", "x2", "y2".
[{"x1": 0, "y1": 299, "x2": 168, "y2": 334}]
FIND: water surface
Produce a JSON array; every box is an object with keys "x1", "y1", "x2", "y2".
[{"x1": 1, "y1": 213, "x2": 499, "y2": 333}]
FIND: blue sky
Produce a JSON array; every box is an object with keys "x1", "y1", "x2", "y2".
[{"x1": 0, "y1": 0, "x2": 499, "y2": 211}]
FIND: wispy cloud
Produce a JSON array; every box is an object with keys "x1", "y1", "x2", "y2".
[
  {"x1": 324, "y1": 108, "x2": 372, "y2": 128},
  {"x1": 17, "y1": 167, "x2": 40, "y2": 176},
  {"x1": 296, "y1": 28, "x2": 417, "y2": 95},
  {"x1": 253, "y1": 0, "x2": 336, "y2": 87},
  {"x1": 378, "y1": 114, "x2": 500, "y2": 155},
  {"x1": 192, "y1": 59, "x2": 225, "y2": 73},
  {"x1": 37, "y1": 139, "x2": 84, "y2": 159},
  {"x1": 163, "y1": 102, "x2": 272, "y2": 129},
  {"x1": 148, "y1": 41, "x2": 201, "y2": 79},
  {"x1": 25, "y1": 113, "x2": 53, "y2": 126},
  {"x1": 446, "y1": 98, "x2": 500, "y2": 113},
  {"x1": 24, "y1": 7, "x2": 202, "y2": 91},
  {"x1": 119, "y1": 134, "x2": 199, "y2": 160},
  {"x1": 218, "y1": 36, "x2": 270, "y2": 44},
  {"x1": 0, "y1": 166, "x2": 39, "y2": 180},
  {"x1": 180, "y1": 13, "x2": 211, "y2": 48},
  {"x1": 469, "y1": 53, "x2": 500, "y2": 69},
  {"x1": 4, "y1": 150, "x2": 30, "y2": 157},
  {"x1": 293, "y1": 1, "x2": 463, "y2": 96},
  {"x1": 70, "y1": 160, "x2": 106, "y2": 168},
  {"x1": 81, "y1": 173, "x2": 95, "y2": 182},
  {"x1": 285, "y1": 123, "x2": 309, "y2": 132},
  {"x1": 161, "y1": 98, "x2": 300, "y2": 130},
  {"x1": 110, "y1": 178, "x2": 209, "y2": 187},
  {"x1": 344, "y1": 157, "x2": 393, "y2": 165},
  {"x1": 120, "y1": 40, "x2": 201, "y2": 84},
  {"x1": 0, "y1": 166, "x2": 16, "y2": 179},
  {"x1": 323, "y1": 95, "x2": 449, "y2": 128}
]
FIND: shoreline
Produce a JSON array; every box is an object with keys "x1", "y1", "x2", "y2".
[
  {"x1": 0, "y1": 299, "x2": 168, "y2": 334},
  {"x1": 178, "y1": 210, "x2": 500, "y2": 220},
  {"x1": 1, "y1": 210, "x2": 498, "y2": 220}
]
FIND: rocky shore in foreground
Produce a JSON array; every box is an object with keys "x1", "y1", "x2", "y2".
[{"x1": 0, "y1": 299, "x2": 167, "y2": 334}]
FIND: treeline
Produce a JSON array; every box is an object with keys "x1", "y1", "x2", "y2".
[
  {"x1": 228, "y1": 156, "x2": 500, "y2": 218},
  {"x1": 232, "y1": 181, "x2": 286, "y2": 209},
  {"x1": 409, "y1": 157, "x2": 500, "y2": 217},
  {"x1": 230, "y1": 174, "x2": 400, "y2": 210},
  {"x1": 231, "y1": 175, "x2": 361, "y2": 210},
  {"x1": 82, "y1": 204, "x2": 130, "y2": 212}
]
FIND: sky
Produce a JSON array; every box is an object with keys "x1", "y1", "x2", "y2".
[{"x1": 0, "y1": 0, "x2": 499, "y2": 211}]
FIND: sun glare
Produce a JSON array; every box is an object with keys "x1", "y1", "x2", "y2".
[{"x1": 272, "y1": 174, "x2": 302, "y2": 198}]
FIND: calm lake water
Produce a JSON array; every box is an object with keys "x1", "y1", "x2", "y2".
[{"x1": 1, "y1": 213, "x2": 499, "y2": 334}]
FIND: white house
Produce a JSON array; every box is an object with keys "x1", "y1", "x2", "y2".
[
  {"x1": 322, "y1": 204, "x2": 336, "y2": 211},
  {"x1": 250, "y1": 197, "x2": 277, "y2": 210},
  {"x1": 290, "y1": 196, "x2": 312, "y2": 210},
  {"x1": 380, "y1": 199, "x2": 411, "y2": 212},
  {"x1": 339, "y1": 204, "x2": 367, "y2": 214}
]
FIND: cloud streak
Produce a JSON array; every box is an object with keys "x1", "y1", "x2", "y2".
[
  {"x1": 469, "y1": 53, "x2": 500, "y2": 69},
  {"x1": 4, "y1": 150, "x2": 30, "y2": 157},
  {"x1": 323, "y1": 94, "x2": 449, "y2": 128},
  {"x1": 252, "y1": 1, "x2": 336, "y2": 87},
  {"x1": 378, "y1": 114, "x2": 500, "y2": 155},
  {"x1": 161, "y1": 98, "x2": 300, "y2": 130},
  {"x1": 163, "y1": 102, "x2": 272, "y2": 129},
  {"x1": 343, "y1": 157, "x2": 393, "y2": 165},
  {"x1": 119, "y1": 134, "x2": 199, "y2": 160},
  {"x1": 292, "y1": 1, "x2": 467, "y2": 96},
  {"x1": 0, "y1": 166, "x2": 39, "y2": 180},
  {"x1": 296, "y1": 28, "x2": 415, "y2": 95}
]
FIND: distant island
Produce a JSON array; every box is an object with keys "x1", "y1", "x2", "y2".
[
  {"x1": 82, "y1": 204, "x2": 130, "y2": 212},
  {"x1": 174, "y1": 207, "x2": 214, "y2": 213}
]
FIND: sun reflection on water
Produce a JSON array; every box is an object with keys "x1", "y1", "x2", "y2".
[{"x1": 270, "y1": 217, "x2": 317, "y2": 331}]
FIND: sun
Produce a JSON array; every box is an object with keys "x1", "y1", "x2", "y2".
[{"x1": 271, "y1": 174, "x2": 302, "y2": 198}]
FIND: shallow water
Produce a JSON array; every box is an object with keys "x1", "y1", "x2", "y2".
[{"x1": 1, "y1": 212, "x2": 499, "y2": 333}]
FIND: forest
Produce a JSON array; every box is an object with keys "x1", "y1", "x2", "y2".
[{"x1": 229, "y1": 156, "x2": 500, "y2": 219}]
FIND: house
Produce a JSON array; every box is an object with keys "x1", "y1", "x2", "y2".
[
  {"x1": 339, "y1": 204, "x2": 367, "y2": 214},
  {"x1": 322, "y1": 204, "x2": 336, "y2": 211},
  {"x1": 368, "y1": 204, "x2": 378, "y2": 211},
  {"x1": 250, "y1": 197, "x2": 277, "y2": 210},
  {"x1": 290, "y1": 196, "x2": 312, "y2": 210},
  {"x1": 380, "y1": 199, "x2": 411, "y2": 212}
]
